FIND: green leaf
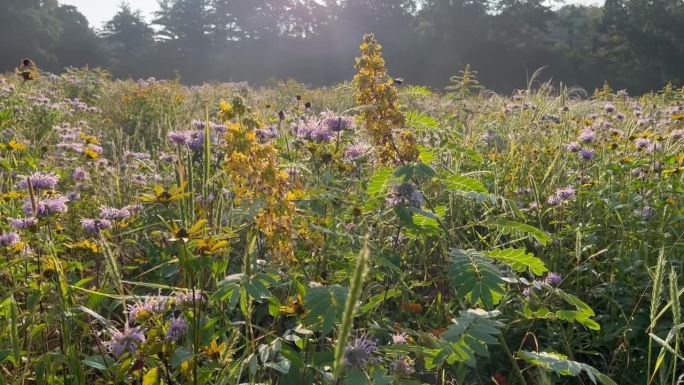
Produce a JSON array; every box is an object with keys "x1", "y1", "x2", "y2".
[
  {"x1": 418, "y1": 145, "x2": 436, "y2": 163},
  {"x1": 362, "y1": 288, "x2": 401, "y2": 313},
  {"x1": 556, "y1": 289, "x2": 595, "y2": 316},
  {"x1": 445, "y1": 174, "x2": 487, "y2": 193},
  {"x1": 518, "y1": 351, "x2": 617, "y2": 385},
  {"x1": 171, "y1": 348, "x2": 193, "y2": 369},
  {"x1": 485, "y1": 248, "x2": 548, "y2": 276},
  {"x1": 445, "y1": 144, "x2": 483, "y2": 162},
  {"x1": 367, "y1": 167, "x2": 394, "y2": 197},
  {"x1": 142, "y1": 367, "x2": 160, "y2": 385},
  {"x1": 405, "y1": 111, "x2": 439, "y2": 131},
  {"x1": 426, "y1": 309, "x2": 502, "y2": 367},
  {"x1": 394, "y1": 206, "x2": 415, "y2": 228},
  {"x1": 303, "y1": 285, "x2": 349, "y2": 335},
  {"x1": 448, "y1": 249, "x2": 505, "y2": 308},
  {"x1": 490, "y1": 219, "x2": 551, "y2": 245}
]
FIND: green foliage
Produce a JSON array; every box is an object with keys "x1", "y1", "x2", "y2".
[
  {"x1": 485, "y1": 248, "x2": 547, "y2": 276},
  {"x1": 303, "y1": 285, "x2": 349, "y2": 336},
  {"x1": 489, "y1": 219, "x2": 552, "y2": 246},
  {"x1": 424, "y1": 309, "x2": 503, "y2": 368},
  {"x1": 518, "y1": 351, "x2": 617, "y2": 385},
  {"x1": 448, "y1": 249, "x2": 505, "y2": 308},
  {"x1": 445, "y1": 174, "x2": 488, "y2": 193}
]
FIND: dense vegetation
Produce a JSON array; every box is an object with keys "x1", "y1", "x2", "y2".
[
  {"x1": 2, "y1": 0, "x2": 683, "y2": 93},
  {"x1": 0, "y1": 35, "x2": 683, "y2": 385}
]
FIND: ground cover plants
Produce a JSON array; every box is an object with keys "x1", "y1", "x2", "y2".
[{"x1": 0, "y1": 36, "x2": 683, "y2": 385}]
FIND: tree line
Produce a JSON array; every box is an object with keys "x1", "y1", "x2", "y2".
[{"x1": 2, "y1": 0, "x2": 682, "y2": 93}]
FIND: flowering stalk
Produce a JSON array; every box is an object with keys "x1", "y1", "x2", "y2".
[{"x1": 333, "y1": 239, "x2": 370, "y2": 381}]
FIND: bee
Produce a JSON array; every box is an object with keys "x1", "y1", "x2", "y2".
[
  {"x1": 279, "y1": 293, "x2": 306, "y2": 317},
  {"x1": 16, "y1": 59, "x2": 36, "y2": 81}
]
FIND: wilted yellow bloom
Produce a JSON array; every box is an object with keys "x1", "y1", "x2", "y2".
[
  {"x1": 67, "y1": 240, "x2": 100, "y2": 253},
  {"x1": 195, "y1": 236, "x2": 229, "y2": 255},
  {"x1": 7, "y1": 140, "x2": 28, "y2": 151}
]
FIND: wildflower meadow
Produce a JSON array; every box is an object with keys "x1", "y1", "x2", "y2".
[{"x1": 0, "y1": 36, "x2": 683, "y2": 385}]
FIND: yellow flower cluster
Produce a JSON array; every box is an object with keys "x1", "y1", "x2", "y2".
[
  {"x1": 220, "y1": 97, "x2": 295, "y2": 261},
  {"x1": 354, "y1": 34, "x2": 418, "y2": 164}
]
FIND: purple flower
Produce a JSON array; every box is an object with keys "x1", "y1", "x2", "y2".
[
  {"x1": 67, "y1": 191, "x2": 81, "y2": 201},
  {"x1": 295, "y1": 120, "x2": 331, "y2": 141},
  {"x1": 344, "y1": 142, "x2": 371, "y2": 160},
  {"x1": 634, "y1": 206, "x2": 655, "y2": 219},
  {"x1": 255, "y1": 128, "x2": 278, "y2": 141},
  {"x1": 344, "y1": 333, "x2": 378, "y2": 368},
  {"x1": 0, "y1": 232, "x2": 20, "y2": 247},
  {"x1": 322, "y1": 112, "x2": 353, "y2": 132},
  {"x1": 191, "y1": 119, "x2": 206, "y2": 129},
  {"x1": 556, "y1": 186, "x2": 576, "y2": 199},
  {"x1": 579, "y1": 148, "x2": 595, "y2": 160},
  {"x1": 159, "y1": 153, "x2": 177, "y2": 162},
  {"x1": 124, "y1": 204, "x2": 143, "y2": 216},
  {"x1": 634, "y1": 137, "x2": 652, "y2": 150},
  {"x1": 564, "y1": 142, "x2": 580, "y2": 152},
  {"x1": 310, "y1": 126, "x2": 334, "y2": 142},
  {"x1": 637, "y1": 118, "x2": 651, "y2": 127},
  {"x1": 546, "y1": 195, "x2": 561, "y2": 206},
  {"x1": 165, "y1": 316, "x2": 188, "y2": 342},
  {"x1": 391, "y1": 355, "x2": 415, "y2": 377},
  {"x1": 544, "y1": 272, "x2": 562, "y2": 286},
  {"x1": 81, "y1": 218, "x2": 112, "y2": 233},
  {"x1": 99, "y1": 206, "x2": 131, "y2": 221},
  {"x1": 125, "y1": 151, "x2": 151, "y2": 161},
  {"x1": 131, "y1": 174, "x2": 147, "y2": 185},
  {"x1": 210, "y1": 122, "x2": 227, "y2": 134},
  {"x1": 168, "y1": 131, "x2": 191, "y2": 145},
  {"x1": 17, "y1": 172, "x2": 59, "y2": 190},
  {"x1": 391, "y1": 333, "x2": 408, "y2": 345},
  {"x1": 25, "y1": 196, "x2": 69, "y2": 216},
  {"x1": 128, "y1": 296, "x2": 168, "y2": 321},
  {"x1": 105, "y1": 325, "x2": 146, "y2": 358},
  {"x1": 604, "y1": 103, "x2": 616, "y2": 113},
  {"x1": 387, "y1": 183, "x2": 423, "y2": 208},
  {"x1": 671, "y1": 130, "x2": 684, "y2": 141},
  {"x1": 9, "y1": 217, "x2": 37, "y2": 229},
  {"x1": 71, "y1": 167, "x2": 89, "y2": 181},
  {"x1": 578, "y1": 129, "x2": 596, "y2": 143},
  {"x1": 173, "y1": 291, "x2": 205, "y2": 307},
  {"x1": 188, "y1": 131, "x2": 207, "y2": 151},
  {"x1": 86, "y1": 144, "x2": 103, "y2": 154},
  {"x1": 409, "y1": 190, "x2": 425, "y2": 208},
  {"x1": 547, "y1": 186, "x2": 575, "y2": 206}
]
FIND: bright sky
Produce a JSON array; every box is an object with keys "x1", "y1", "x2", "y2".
[
  {"x1": 60, "y1": 0, "x2": 606, "y2": 29},
  {"x1": 61, "y1": 0, "x2": 160, "y2": 28}
]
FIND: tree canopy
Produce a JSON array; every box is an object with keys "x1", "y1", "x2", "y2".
[{"x1": 0, "y1": 0, "x2": 681, "y2": 92}]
